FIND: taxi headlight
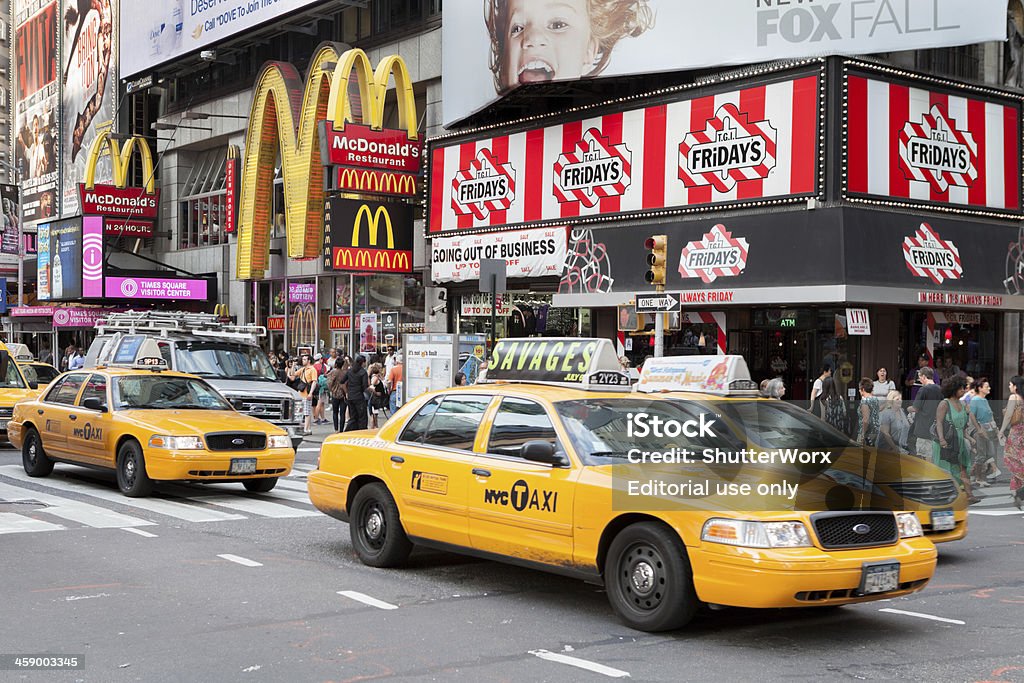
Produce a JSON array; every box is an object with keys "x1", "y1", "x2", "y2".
[
  {"x1": 701, "y1": 519, "x2": 812, "y2": 548},
  {"x1": 268, "y1": 434, "x2": 291, "y2": 449},
  {"x1": 896, "y1": 512, "x2": 924, "y2": 538},
  {"x1": 148, "y1": 435, "x2": 205, "y2": 450}
]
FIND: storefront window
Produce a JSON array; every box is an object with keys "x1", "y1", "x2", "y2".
[
  {"x1": 904, "y1": 311, "x2": 999, "y2": 397},
  {"x1": 288, "y1": 279, "x2": 317, "y2": 349},
  {"x1": 455, "y1": 293, "x2": 579, "y2": 341},
  {"x1": 178, "y1": 149, "x2": 228, "y2": 249}
]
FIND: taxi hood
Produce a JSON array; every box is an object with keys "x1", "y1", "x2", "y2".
[{"x1": 122, "y1": 409, "x2": 288, "y2": 435}]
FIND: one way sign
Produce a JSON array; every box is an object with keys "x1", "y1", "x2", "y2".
[{"x1": 635, "y1": 293, "x2": 680, "y2": 313}]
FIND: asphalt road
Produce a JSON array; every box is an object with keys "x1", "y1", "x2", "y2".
[{"x1": 1, "y1": 428, "x2": 1023, "y2": 683}]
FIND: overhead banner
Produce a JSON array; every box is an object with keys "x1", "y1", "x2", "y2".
[
  {"x1": 429, "y1": 73, "x2": 820, "y2": 233},
  {"x1": 846, "y1": 68, "x2": 1021, "y2": 215},
  {"x1": 442, "y1": 0, "x2": 1007, "y2": 126},
  {"x1": 15, "y1": 0, "x2": 60, "y2": 224},
  {"x1": 121, "y1": 0, "x2": 331, "y2": 78},
  {"x1": 323, "y1": 199, "x2": 414, "y2": 274},
  {"x1": 104, "y1": 276, "x2": 209, "y2": 301},
  {"x1": 61, "y1": 0, "x2": 117, "y2": 217},
  {"x1": 431, "y1": 226, "x2": 568, "y2": 283}
]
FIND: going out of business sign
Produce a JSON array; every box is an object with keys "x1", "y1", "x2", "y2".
[{"x1": 442, "y1": 0, "x2": 1006, "y2": 127}]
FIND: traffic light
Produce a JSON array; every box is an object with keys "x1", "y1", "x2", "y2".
[{"x1": 644, "y1": 235, "x2": 667, "y2": 285}]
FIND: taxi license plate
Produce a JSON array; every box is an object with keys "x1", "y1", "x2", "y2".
[
  {"x1": 230, "y1": 458, "x2": 257, "y2": 475},
  {"x1": 931, "y1": 509, "x2": 955, "y2": 531},
  {"x1": 858, "y1": 562, "x2": 900, "y2": 595}
]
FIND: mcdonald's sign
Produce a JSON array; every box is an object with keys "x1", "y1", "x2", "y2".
[
  {"x1": 267, "y1": 316, "x2": 286, "y2": 332},
  {"x1": 78, "y1": 132, "x2": 160, "y2": 220},
  {"x1": 324, "y1": 198, "x2": 413, "y2": 274},
  {"x1": 237, "y1": 44, "x2": 421, "y2": 280}
]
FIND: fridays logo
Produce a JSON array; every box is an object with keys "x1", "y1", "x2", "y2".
[
  {"x1": 903, "y1": 223, "x2": 962, "y2": 284},
  {"x1": 678, "y1": 225, "x2": 749, "y2": 284},
  {"x1": 553, "y1": 128, "x2": 632, "y2": 207},
  {"x1": 679, "y1": 103, "x2": 777, "y2": 192},
  {"x1": 451, "y1": 149, "x2": 517, "y2": 220},
  {"x1": 898, "y1": 104, "x2": 978, "y2": 194}
]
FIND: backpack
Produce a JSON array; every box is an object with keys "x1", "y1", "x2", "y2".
[
  {"x1": 317, "y1": 373, "x2": 328, "y2": 393},
  {"x1": 372, "y1": 378, "x2": 390, "y2": 408}
]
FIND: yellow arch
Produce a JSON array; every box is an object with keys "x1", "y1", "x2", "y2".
[
  {"x1": 82, "y1": 132, "x2": 156, "y2": 194},
  {"x1": 352, "y1": 205, "x2": 395, "y2": 249},
  {"x1": 326, "y1": 49, "x2": 418, "y2": 140}
]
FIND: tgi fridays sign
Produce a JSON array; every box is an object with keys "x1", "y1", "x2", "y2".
[
  {"x1": 903, "y1": 223, "x2": 962, "y2": 284},
  {"x1": 431, "y1": 227, "x2": 568, "y2": 283},
  {"x1": 678, "y1": 225, "x2": 749, "y2": 284},
  {"x1": 430, "y1": 75, "x2": 819, "y2": 232}
]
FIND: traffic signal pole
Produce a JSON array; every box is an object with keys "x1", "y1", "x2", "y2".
[{"x1": 644, "y1": 235, "x2": 668, "y2": 358}]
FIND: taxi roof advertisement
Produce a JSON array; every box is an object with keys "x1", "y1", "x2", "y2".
[{"x1": 442, "y1": 0, "x2": 1007, "y2": 127}]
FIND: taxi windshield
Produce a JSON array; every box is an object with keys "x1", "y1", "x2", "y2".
[
  {"x1": 173, "y1": 341, "x2": 278, "y2": 381},
  {"x1": 554, "y1": 398, "x2": 855, "y2": 466},
  {"x1": 0, "y1": 355, "x2": 26, "y2": 389},
  {"x1": 113, "y1": 375, "x2": 232, "y2": 411}
]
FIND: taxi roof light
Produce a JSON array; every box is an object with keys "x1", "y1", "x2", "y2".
[
  {"x1": 479, "y1": 338, "x2": 631, "y2": 392},
  {"x1": 637, "y1": 356, "x2": 760, "y2": 397}
]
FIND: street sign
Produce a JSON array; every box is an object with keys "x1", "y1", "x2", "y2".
[
  {"x1": 635, "y1": 293, "x2": 680, "y2": 313},
  {"x1": 479, "y1": 259, "x2": 507, "y2": 294}
]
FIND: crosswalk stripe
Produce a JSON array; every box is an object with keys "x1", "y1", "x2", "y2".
[
  {"x1": 969, "y1": 509, "x2": 1023, "y2": 516},
  {"x1": 0, "y1": 512, "x2": 65, "y2": 534},
  {"x1": 154, "y1": 482, "x2": 319, "y2": 518},
  {"x1": 272, "y1": 478, "x2": 309, "y2": 493},
  {"x1": 0, "y1": 481, "x2": 155, "y2": 529},
  {"x1": 204, "y1": 483, "x2": 310, "y2": 505},
  {"x1": 0, "y1": 466, "x2": 245, "y2": 523},
  {"x1": 292, "y1": 463, "x2": 317, "y2": 472}
]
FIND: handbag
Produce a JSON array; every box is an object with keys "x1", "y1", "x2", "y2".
[{"x1": 929, "y1": 402, "x2": 959, "y2": 464}]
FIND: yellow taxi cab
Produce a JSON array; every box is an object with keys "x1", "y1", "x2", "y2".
[
  {"x1": 5, "y1": 342, "x2": 61, "y2": 390},
  {"x1": 8, "y1": 334, "x2": 295, "y2": 497},
  {"x1": 0, "y1": 341, "x2": 43, "y2": 443},
  {"x1": 309, "y1": 339, "x2": 944, "y2": 631}
]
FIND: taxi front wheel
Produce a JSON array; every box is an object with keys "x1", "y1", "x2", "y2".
[
  {"x1": 22, "y1": 428, "x2": 54, "y2": 477},
  {"x1": 350, "y1": 482, "x2": 413, "y2": 567},
  {"x1": 116, "y1": 441, "x2": 153, "y2": 498},
  {"x1": 604, "y1": 522, "x2": 700, "y2": 632}
]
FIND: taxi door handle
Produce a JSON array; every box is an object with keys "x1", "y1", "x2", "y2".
[
  {"x1": 37, "y1": 409, "x2": 44, "y2": 415},
  {"x1": 69, "y1": 415, "x2": 77, "y2": 421},
  {"x1": 390, "y1": 456, "x2": 405, "y2": 464},
  {"x1": 472, "y1": 468, "x2": 491, "y2": 478}
]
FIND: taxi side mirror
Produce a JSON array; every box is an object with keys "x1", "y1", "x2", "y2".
[
  {"x1": 521, "y1": 440, "x2": 568, "y2": 467},
  {"x1": 27, "y1": 380, "x2": 38, "y2": 390},
  {"x1": 82, "y1": 397, "x2": 107, "y2": 413}
]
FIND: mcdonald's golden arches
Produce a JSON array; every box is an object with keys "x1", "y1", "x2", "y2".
[
  {"x1": 323, "y1": 198, "x2": 414, "y2": 274},
  {"x1": 79, "y1": 132, "x2": 160, "y2": 220}
]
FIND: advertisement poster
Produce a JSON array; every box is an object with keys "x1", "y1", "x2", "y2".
[
  {"x1": 334, "y1": 279, "x2": 350, "y2": 314},
  {"x1": 15, "y1": 0, "x2": 60, "y2": 224},
  {"x1": 359, "y1": 313, "x2": 379, "y2": 353},
  {"x1": 457, "y1": 334, "x2": 488, "y2": 385},
  {"x1": 104, "y1": 276, "x2": 208, "y2": 300},
  {"x1": 121, "y1": 0, "x2": 329, "y2": 78},
  {"x1": 431, "y1": 227, "x2": 568, "y2": 282},
  {"x1": 288, "y1": 282, "x2": 316, "y2": 304},
  {"x1": 404, "y1": 334, "x2": 454, "y2": 401},
  {"x1": 61, "y1": 0, "x2": 117, "y2": 217},
  {"x1": 36, "y1": 222, "x2": 50, "y2": 300},
  {"x1": 47, "y1": 218, "x2": 83, "y2": 300},
  {"x1": 323, "y1": 199, "x2": 415, "y2": 274},
  {"x1": 442, "y1": 0, "x2": 1007, "y2": 127},
  {"x1": 0, "y1": 185, "x2": 20, "y2": 259}
]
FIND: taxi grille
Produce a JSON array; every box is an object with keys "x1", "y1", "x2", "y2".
[
  {"x1": 885, "y1": 480, "x2": 959, "y2": 506},
  {"x1": 188, "y1": 468, "x2": 287, "y2": 477},
  {"x1": 205, "y1": 432, "x2": 267, "y2": 451},
  {"x1": 811, "y1": 512, "x2": 898, "y2": 549},
  {"x1": 795, "y1": 579, "x2": 929, "y2": 602},
  {"x1": 0, "y1": 407, "x2": 12, "y2": 418}
]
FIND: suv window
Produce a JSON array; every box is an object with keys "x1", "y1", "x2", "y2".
[
  {"x1": 45, "y1": 373, "x2": 88, "y2": 405},
  {"x1": 422, "y1": 396, "x2": 492, "y2": 451},
  {"x1": 488, "y1": 398, "x2": 560, "y2": 458},
  {"x1": 78, "y1": 375, "x2": 108, "y2": 409}
]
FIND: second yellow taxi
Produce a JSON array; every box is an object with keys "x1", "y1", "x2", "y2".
[{"x1": 8, "y1": 335, "x2": 295, "y2": 497}]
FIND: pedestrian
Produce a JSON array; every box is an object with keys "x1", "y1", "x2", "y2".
[
  {"x1": 961, "y1": 376, "x2": 976, "y2": 407},
  {"x1": 367, "y1": 362, "x2": 388, "y2": 429},
  {"x1": 906, "y1": 354, "x2": 929, "y2": 401},
  {"x1": 296, "y1": 354, "x2": 318, "y2": 435},
  {"x1": 68, "y1": 347, "x2": 85, "y2": 370},
  {"x1": 999, "y1": 376, "x2": 1024, "y2": 510},
  {"x1": 857, "y1": 378, "x2": 881, "y2": 447},
  {"x1": 314, "y1": 363, "x2": 330, "y2": 425},
  {"x1": 933, "y1": 375, "x2": 978, "y2": 503},
  {"x1": 759, "y1": 379, "x2": 770, "y2": 397},
  {"x1": 968, "y1": 378, "x2": 999, "y2": 488},
  {"x1": 385, "y1": 354, "x2": 403, "y2": 414},
  {"x1": 764, "y1": 378, "x2": 785, "y2": 400},
  {"x1": 454, "y1": 372, "x2": 468, "y2": 387},
  {"x1": 871, "y1": 367, "x2": 895, "y2": 397},
  {"x1": 328, "y1": 357, "x2": 350, "y2": 432},
  {"x1": 820, "y1": 376, "x2": 849, "y2": 435},
  {"x1": 59, "y1": 344, "x2": 74, "y2": 371},
  {"x1": 908, "y1": 366, "x2": 942, "y2": 462},
  {"x1": 878, "y1": 390, "x2": 911, "y2": 454},
  {"x1": 809, "y1": 364, "x2": 831, "y2": 416},
  {"x1": 384, "y1": 347, "x2": 396, "y2": 376},
  {"x1": 344, "y1": 355, "x2": 369, "y2": 432}
]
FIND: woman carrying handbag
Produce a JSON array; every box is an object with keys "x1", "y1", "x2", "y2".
[
  {"x1": 933, "y1": 375, "x2": 979, "y2": 504},
  {"x1": 999, "y1": 376, "x2": 1024, "y2": 510}
]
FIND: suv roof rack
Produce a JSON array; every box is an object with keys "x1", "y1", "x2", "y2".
[{"x1": 96, "y1": 310, "x2": 267, "y2": 341}]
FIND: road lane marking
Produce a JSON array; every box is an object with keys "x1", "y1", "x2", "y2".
[
  {"x1": 122, "y1": 528, "x2": 158, "y2": 538},
  {"x1": 969, "y1": 510, "x2": 1024, "y2": 516},
  {"x1": 218, "y1": 554, "x2": 263, "y2": 567},
  {"x1": 0, "y1": 512, "x2": 65, "y2": 534},
  {"x1": 878, "y1": 608, "x2": 965, "y2": 625},
  {"x1": 529, "y1": 650, "x2": 631, "y2": 678},
  {"x1": 0, "y1": 481, "x2": 155, "y2": 529},
  {"x1": 168, "y1": 492, "x2": 319, "y2": 518},
  {"x1": 337, "y1": 591, "x2": 398, "y2": 610},
  {"x1": 273, "y1": 479, "x2": 309, "y2": 493}
]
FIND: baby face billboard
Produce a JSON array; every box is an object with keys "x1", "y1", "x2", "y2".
[{"x1": 442, "y1": 0, "x2": 1007, "y2": 127}]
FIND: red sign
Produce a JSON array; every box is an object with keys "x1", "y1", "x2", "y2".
[
  {"x1": 225, "y1": 157, "x2": 238, "y2": 234},
  {"x1": 846, "y1": 72, "x2": 1021, "y2": 213},
  {"x1": 918, "y1": 292, "x2": 1004, "y2": 307},
  {"x1": 678, "y1": 225, "x2": 749, "y2": 284},
  {"x1": 331, "y1": 247, "x2": 412, "y2": 273},
  {"x1": 903, "y1": 223, "x2": 962, "y2": 285},
  {"x1": 323, "y1": 122, "x2": 422, "y2": 173},
  {"x1": 267, "y1": 316, "x2": 285, "y2": 331},
  {"x1": 429, "y1": 75, "x2": 820, "y2": 233},
  {"x1": 335, "y1": 167, "x2": 417, "y2": 197},
  {"x1": 103, "y1": 218, "x2": 154, "y2": 238},
  {"x1": 329, "y1": 315, "x2": 352, "y2": 330},
  {"x1": 79, "y1": 184, "x2": 160, "y2": 219}
]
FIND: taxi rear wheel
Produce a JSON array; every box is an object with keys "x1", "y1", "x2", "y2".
[
  {"x1": 243, "y1": 477, "x2": 278, "y2": 493},
  {"x1": 22, "y1": 428, "x2": 54, "y2": 477},
  {"x1": 350, "y1": 482, "x2": 412, "y2": 567},
  {"x1": 604, "y1": 522, "x2": 699, "y2": 632},
  {"x1": 116, "y1": 441, "x2": 153, "y2": 498}
]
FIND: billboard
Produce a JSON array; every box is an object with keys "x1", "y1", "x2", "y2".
[
  {"x1": 61, "y1": 0, "x2": 117, "y2": 217},
  {"x1": 104, "y1": 276, "x2": 209, "y2": 301},
  {"x1": 323, "y1": 199, "x2": 414, "y2": 274},
  {"x1": 429, "y1": 73, "x2": 820, "y2": 233},
  {"x1": 121, "y1": 0, "x2": 330, "y2": 78},
  {"x1": 0, "y1": 185, "x2": 20, "y2": 256},
  {"x1": 442, "y1": 0, "x2": 1007, "y2": 127},
  {"x1": 15, "y1": 1, "x2": 60, "y2": 224},
  {"x1": 36, "y1": 221, "x2": 50, "y2": 299},
  {"x1": 845, "y1": 68, "x2": 1021, "y2": 215},
  {"x1": 431, "y1": 226, "x2": 568, "y2": 283}
]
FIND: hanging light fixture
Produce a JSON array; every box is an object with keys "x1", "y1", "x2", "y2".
[{"x1": 944, "y1": 328, "x2": 953, "y2": 344}]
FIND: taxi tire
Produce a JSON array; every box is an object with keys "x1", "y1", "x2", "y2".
[
  {"x1": 243, "y1": 477, "x2": 278, "y2": 493},
  {"x1": 604, "y1": 522, "x2": 699, "y2": 632},
  {"x1": 350, "y1": 482, "x2": 413, "y2": 567},
  {"x1": 116, "y1": 440, "x2": 153, "y2": 498},
  {"x1": 22, "y1": 428, "x2": 54, "y2": 477}
]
